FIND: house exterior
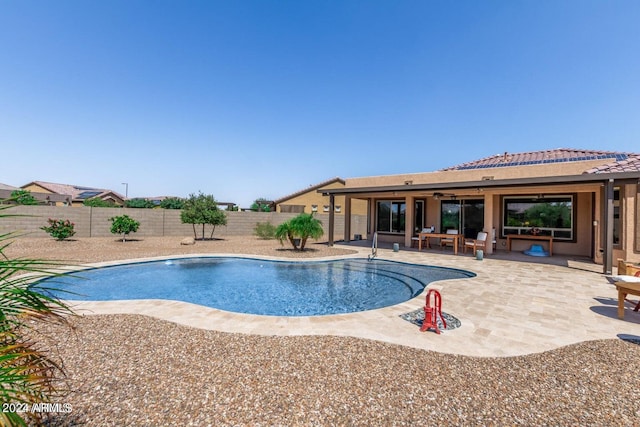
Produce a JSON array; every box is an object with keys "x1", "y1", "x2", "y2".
[
  {"x1": 274, "y1": 177, "x2": 368, "y2": 216},
  {"x1": 0, "y1": 182, "x2": 71, "y2": 205},
  {"x1": 21, "y1": 181, "x2": 126, "y2": 207},
  {"x1": 321, "y1": 149, "x2": 640, "y2": 274}
]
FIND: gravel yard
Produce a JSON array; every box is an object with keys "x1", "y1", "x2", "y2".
[{"x1": 9, "y1": 237, "x2": 640, "y2": 426}]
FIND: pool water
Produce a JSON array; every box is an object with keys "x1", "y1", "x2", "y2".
[{"x1": 44, "y1": 257, "x2": 474, "y2": 316}]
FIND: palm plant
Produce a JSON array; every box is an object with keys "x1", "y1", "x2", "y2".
[
  {"x1": 275, "y1": 213, "x2": 324, "y2": 251},
  {"x1": 0, "y1": 203, "x2": 73, "y2": 426},
  {"x1": 275, "y1": 220, "x2": 298, "y2": 250}
]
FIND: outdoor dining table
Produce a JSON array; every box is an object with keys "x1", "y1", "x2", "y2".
[
  {"x1": 614, "y1": 277, "x2": 640, "y2": 320},
  {"x1": 418, "y1": 232, "x2": 461, "y2": 255}
]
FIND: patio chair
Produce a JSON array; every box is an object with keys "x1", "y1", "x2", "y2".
[
  {"x1": 411, "y1": 228, "x2": 431, "y2": 248},
  {"x1": 464, "y1": 231, "x2": 488, "y2": 256},
  {"x1": 440, "y1": 229, "x2": 458, "y2": 251},
  {"x1": 491, "y1": 228, "x2": 497, "y2": 251}
]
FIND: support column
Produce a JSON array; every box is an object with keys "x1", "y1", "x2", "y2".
[
  {"x1": 604, "y1": 179, "x2": 614, "y2": 274},
  {"x1": 405, "y1": 195, "x2": 415, "y2": 248},
  {"x1": 343, "y1": 196, "x2": 352, "y2": 243},
  {"x1": 328, "y1": 194, "x2": 335, "y2": 247},
  {"x1": 484, "y1": 193, "x2": 494, "y2": 254},
  {"x1": 368, "y1": 199, "x2": 376, "y2": 238}
]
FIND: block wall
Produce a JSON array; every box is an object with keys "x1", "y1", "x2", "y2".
[{"x1": 0, "y1": 206, "x2": 366, "y2": 240}]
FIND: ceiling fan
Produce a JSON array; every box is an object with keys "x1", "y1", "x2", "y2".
[{"x1": 432, "y1": 192, "x2": 456, "y2": 200}]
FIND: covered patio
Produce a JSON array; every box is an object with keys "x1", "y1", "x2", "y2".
[{"x1": 322, "y1": 149, "x2": 640, "y2": 275}]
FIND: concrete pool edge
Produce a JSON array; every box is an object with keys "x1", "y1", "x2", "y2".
[{"x1": 58, "y1": 246, "x2": 640, "y2": 357}]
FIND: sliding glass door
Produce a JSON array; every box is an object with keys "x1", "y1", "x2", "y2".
[{"x1": 440, "y1": 199, "x2": 484, "y2": 238}]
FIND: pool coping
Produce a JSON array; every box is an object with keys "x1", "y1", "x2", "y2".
[{"x1": 60, "y1": 246, "x2": 640, "y2": 357}]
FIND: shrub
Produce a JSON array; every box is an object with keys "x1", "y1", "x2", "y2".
[
  {"x1": 109, "y1": 214, "x2": 140, "y2": 242},
  {"x1": 254, "y1": 222, "x2": 276, "y2": 239},
  {"x1": 160, "y1": 197, "x2": 185, "y2": 210},
  {"x1": 41, "y1": 218, "x2": 76, "y2": 240},
  {"x1": 83, "y1": 197, "x2": 117, "y2": 207},
  {"x1": 125, "y1": 198, "x2": 155, "y2": 209}
]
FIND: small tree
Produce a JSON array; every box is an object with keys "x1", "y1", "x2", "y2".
[
  {"x1": 250, "y1": 198, "x2": 272, "y2": 212},
  {"x1": 180, "y1": 192, "x2": 227, "y2": 240},
  {"x1": 160, "y1": 197, "x2": 185, "y2": 209},
  {"x1": 10, "y1": 189, "x2": 38, "y2": 205},
  {"x1": 275, "y1": 213, "x2": 324, "y2": 251},
  {"x1": 109, "y1": 214, "x2": 140, "y2": 242},
  {"x1": 41, "y1": 218, "x2": 76, "y2": 241}
]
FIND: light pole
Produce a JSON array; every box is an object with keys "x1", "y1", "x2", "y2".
[{"x1": 122, "y1": 182, "x2": 128, "y2": 199}]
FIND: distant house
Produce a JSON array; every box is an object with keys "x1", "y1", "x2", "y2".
[
  {"x1": 0, "y1": 182, "x2": 70, "y2": 205},
  {"x1": 274, "y1": 177, "x2": 368, "y2": 215},
  {"x1": 21, "y1": 181, "x2": 125, "y2": 207},
  {"x1": 321, "y1": 148, "x2": 640, "y2": 273},
  {"x1": 0, "y1": 182, "x2": 19, "y2": 199}
]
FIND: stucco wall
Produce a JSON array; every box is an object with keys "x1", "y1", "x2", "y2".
[
  {"x1": 0, "y1": 206, "x2": 367, "y2": 240},
  {"x1": 277, "y1": 182, "x2": 368, "y2": 216}
]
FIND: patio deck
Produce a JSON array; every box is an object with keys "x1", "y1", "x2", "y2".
[{"x1": 70, "y1": 242, "x2": 640, "y2": 357}]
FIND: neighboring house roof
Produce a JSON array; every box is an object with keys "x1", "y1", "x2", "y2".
[
  {"x1": 585, "y1": 154, "x2": 640, "y2": 174},
  {"x1": 274, "y1": 177, "x2": 345, "y2": 204},
  {"x1": 0, "y1": 183, "x2": 19, "y2": 191},
  {"x1": 22, "y1": 181, "x2": 125, "y2": 202},
  {"x1": 441, "y1": 148, "x2": 633, "y2": 171}
]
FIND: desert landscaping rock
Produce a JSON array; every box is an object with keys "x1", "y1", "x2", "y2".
[
  {"x1": 180, "y1": 236, "x2": 196, "y2": 245},
  {"x1": 10, "y1": 236, "x2": 640, "y2": 426}
]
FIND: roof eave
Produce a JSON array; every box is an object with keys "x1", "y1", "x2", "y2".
[{"x1": 319, "y1": 171, "x2": 640, "y2": 196}]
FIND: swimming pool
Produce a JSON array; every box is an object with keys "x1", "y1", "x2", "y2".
[{"x1": 44, "y1": 257, "x2": 474, "y2": 316}]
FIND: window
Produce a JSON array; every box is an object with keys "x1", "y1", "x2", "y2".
[
  {"x1": 311, "y1": 204, "x2": 318, "y2": 212},
  {"x1": 280, "y1": 204, "x2": 305, "y2": 213},
  {"x1": 503, "y1": 195, "x2": 574, "y2": 240},
  {"x1": 323, "y1": 205, "x2": 330, "y2": 212},
  {"x1": 376, "y1": 201, "x2": 406, "y2": 233}
]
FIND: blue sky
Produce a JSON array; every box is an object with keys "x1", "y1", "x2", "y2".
[{"x1": 1, "y1": 1, "x2": 639, "y2": 207}]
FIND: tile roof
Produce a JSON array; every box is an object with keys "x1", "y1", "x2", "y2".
[
  {"x1": 24, "y1": 181, "x2": 124, "y2": 201},
  {"x1": 0, "y1": 183, "x2": 19, "y2": 191},
  {"x1": 440, "y1": 148, "x2": 633, "y2": 171},
  {"x1": 585, "y1": 154, "x2": 640, "y2": 174},
  {"x1": 274, "y1": 177, "x2": 345, "y2": 204}
]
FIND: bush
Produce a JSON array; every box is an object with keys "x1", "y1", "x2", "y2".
[
  {"x1": 41, "y1": 218, "x2": 76, "y2": 240},
  {"x1": 84, "y1": 197, "x2": 117, "y2": 207},
  {"x1": 109, "y1": 214, "x2": 140, "y2": 242},
  {"x1": 125, "y1": 198, "x2": 155, "y2": 209},
  {"x1": 254, "y1": 222, "x2": 276, "y2": 239},
  {"x1": 160, "y1": 197, "x2": 185, "y2": 209}
]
